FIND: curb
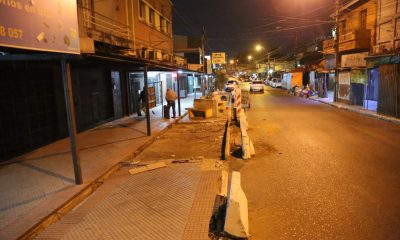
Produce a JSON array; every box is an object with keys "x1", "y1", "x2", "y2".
[
  {"x1": 307, "y1": 97, "x2": 400, "y2": 125},
  {"x1": 222, "y1": 119, "x2": 231, "y2": 161},
  {"x1": 20, "y1": 112, "x2": 188, "y2": 239}
]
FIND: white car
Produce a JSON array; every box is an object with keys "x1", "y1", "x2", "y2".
[
  {"x1": 225, "y1": 80, "x2": 239, "y2": 92},
  {"x1": 250, "y1": 80, "x2": 264, "y2": 93},
  {"x1": 271, "y1": 78, "x2": 282, "y2": 88}
]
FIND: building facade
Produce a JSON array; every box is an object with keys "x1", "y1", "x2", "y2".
[
  {"x1": 336, "y1": 0, "x2": 377, "y2": 106},
  {"x1": 0, "y1": 0, "x2": 186, "y2": 162},
  {"x1": 367, "y1": 0, "x2": 400, "y2": 117}
]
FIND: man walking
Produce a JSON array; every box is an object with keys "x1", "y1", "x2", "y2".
[
  {"x1": 137, "y1": 86, "x2": 146, "y2": 116},
  {"x1": 166, "y1": 88, "x2": 177, "y2": 118}
]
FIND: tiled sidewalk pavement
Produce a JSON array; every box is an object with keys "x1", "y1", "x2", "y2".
[
  {"x1": 0, "y1": 95, "x2": 198, "y2": 240},
  {"x1": 308, "y1": 96, "x2": 400, "y2": 125},
  {"x1": 37, "y1": 162, "x2": 220, "y2": 240}
]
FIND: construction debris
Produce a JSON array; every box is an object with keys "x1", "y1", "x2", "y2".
[{"x1": 129, "y1": 162, "x2": 167, "y2": 175}]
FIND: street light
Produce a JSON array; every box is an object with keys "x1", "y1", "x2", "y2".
[
  {"x1": 253, "y1": 43, "x2": 271, "y2": 77},
  {"x1": 255, "y1": 44, "x2": 263, "y2": 52},
  {"x1": 247, "y1": 55, "x2": 253, "y2": 61},
  {"x1": 230, "y1": 59, "x2": 235, "y2": 64}
]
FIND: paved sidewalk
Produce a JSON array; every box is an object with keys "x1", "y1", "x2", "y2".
[
  {"x1": 308, "y1": 95, "x2": 400, "y2": 125},
  {"x1": 0, "y1": 95, "x2": 199, "y2": 240},
  {"x1": 36, "y1": 162, "x2": 221, "y2": 240}
]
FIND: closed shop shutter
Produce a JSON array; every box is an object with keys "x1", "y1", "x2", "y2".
[
  {"x1": 367, "y1": 68, "x2": 379, "y2": 101},
  {"x1": 350, "y1": 69, "x2": 367, "y2": 106},
  {"x1": 350, "y1": 83, "x2": 364, "y2": 106},
  {"x1": 378, "y1": 64, "x2": 399, "y2": 117}
]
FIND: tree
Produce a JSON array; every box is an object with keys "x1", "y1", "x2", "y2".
[{"x1": 214, "y1": 70, "x2": 228, "y2": 91}]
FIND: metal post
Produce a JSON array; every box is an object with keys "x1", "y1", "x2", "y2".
[
  {"x1": 334, "y1": 0, "x2": 340, "y2": 102},
  {"x1": 61, "y1": 60, "x2": 82, "y2": 185},
  {"x1": 294, "y1": 31, "x2": 298, "y2": 68},
  {"x1": 144, "y1": 65, "x2": 151, "y2": 136},
  {"x1": 194, "y1": 74, "x2": 197, "y2": 99},
  {"x1": 177, "y1": 72, "x2": 181, "y2": 116},
  {"x1": 160, "y1": 78, "x2": 164, "y2": 118}
]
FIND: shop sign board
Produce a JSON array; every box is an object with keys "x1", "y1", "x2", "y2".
[
  {"x1": 212, "y1": 52, "x2": 226, "y2": 64},
  {"x1": 341, "y1": 52, "x2": 368, "y2": 68},
  {"x1": 0, "y1": 0, "x2": 80, "y2": 54}
]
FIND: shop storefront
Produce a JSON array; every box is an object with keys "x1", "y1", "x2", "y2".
[
  {"x1": 338, "y1": 70, "x2": 351, "y2": 103},
  {"x1": 366, "y1": 55, "x2": 400, "y2": 118}
]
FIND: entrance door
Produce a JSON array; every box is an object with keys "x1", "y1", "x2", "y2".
[
  {"x1": 128, "y1": 79, "x2": 141, "y2": 115},
  {"x1": 111, "y1": 71, "x2": 123, "y2": 118}
]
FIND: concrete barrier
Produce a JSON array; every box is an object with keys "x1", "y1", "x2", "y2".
[
  {"x1": 240, "y1": 113, "x2": 255, "y2": 160},
  {"x1": 224, "y1": 171, "x2": 249, "y2": 238},
  {"x1": 240, "y1": 112, "x2": 249, "y2": 130}
]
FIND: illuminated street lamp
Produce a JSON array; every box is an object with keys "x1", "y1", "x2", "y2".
[
  {"x1": 247, "y1": 55, "x2": 253, "y2": 61},
  {"x1": 255, "y1": 44, "x2": 263, "y2": 52},
  {"x1": 230, "y1": 59, "x2": 235, "y2": 64}
]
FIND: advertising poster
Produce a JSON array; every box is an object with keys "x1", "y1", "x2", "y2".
[{"x1": 0, "y1": 0, "x2": 80, "y2": 54}]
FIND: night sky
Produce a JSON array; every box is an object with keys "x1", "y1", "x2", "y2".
[{"x1": 173, "y1": 0, "x2": 334, "y2": 59}]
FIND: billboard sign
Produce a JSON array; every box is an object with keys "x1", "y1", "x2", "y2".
[
  {"x1": 341, "y1": 52, "x2": 368, "y2": 68},
  {"x1": 212, "y1": 52, "x2": 226, "y2": 64},
  {"x1": 0, "y1": 0, "x2": 80, "y2": 54}
]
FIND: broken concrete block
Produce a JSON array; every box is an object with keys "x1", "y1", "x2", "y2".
[
  {"x1": 129, "y1": 162, "x2": 166, "y2": 175},
  {"x1": 219, "y1": 170, "x2": 229, "y2": 197}
]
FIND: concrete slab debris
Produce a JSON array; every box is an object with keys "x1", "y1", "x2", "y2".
[{"x1": 128, "y1": 162, "x2": 167, "y2": 175}]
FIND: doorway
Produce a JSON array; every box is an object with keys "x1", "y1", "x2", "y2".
[{"x1": 128, "y1": 79, "x2": 141, "y2": 115}]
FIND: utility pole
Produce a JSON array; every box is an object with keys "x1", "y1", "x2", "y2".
[
  {"x1": 334, "y1": 0, "x2": 340, "y2": 102},
  {"x1": 201, "y1": 26, "x2": 206, "y2": 73},
  {"x1": 201, "y1": 26, "x2": 207, "y2": 96},
  {"x1": 294, "y1": 31, "x2": 298, "y2": 68},
  {"x1": 268, "y1": 52, "x2": 271, "y2": 77}
]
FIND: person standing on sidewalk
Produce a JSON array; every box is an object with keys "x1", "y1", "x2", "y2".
[
  {"x1": 137, "y1": 86, "x2": 146, "y2": 116},
  {"x1": 166, "y1": 88, "x2": 177, "y2": 118}
]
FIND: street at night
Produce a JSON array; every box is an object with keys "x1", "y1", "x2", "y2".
[
  {"x1": 2, "y1": 0, "x2": 400, "y2": 239},
  {"x1": 237, "y1": 85, "x2": 400, "y2": 239}
]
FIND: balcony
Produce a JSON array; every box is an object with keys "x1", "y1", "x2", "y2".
[
  {"x1": 77, "y1": 5, "x2": 133, "y2": 53},
  {"x1": 339, "y1": 29, "x2": 371, "y2": 52},
  {"x1": 76, "y1": 4, "x2": 188, "y2": 70},
  {"x1": 323, "y1": 38, "x2": 336, "y2": 54}
]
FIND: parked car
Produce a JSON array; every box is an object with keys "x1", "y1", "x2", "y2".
[
  {"x1": 225, "y1": 79, "x2": 239, "y2": 92},
  {"x1": 239, "y1": 75, "x2": 251, "y2": 82},
  {"x1": 271, "y1": 78, "x2": 282, "y2": 88},
  {"x1": 264, "y1": 78, "x2": 270, "y2": 85},
  {"x1": 250, "y1": 80, "x2": 264, "y2": 93},
  {"x1": 264, "y1": 77, "x2": 273, "y2": 86}
]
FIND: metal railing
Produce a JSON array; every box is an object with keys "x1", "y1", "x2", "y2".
[
  {"x1": 76, "y1": 3, "x2": 190, "y2": 70},
  {"x1": 78, "y1": 5, "x2": 132, "y2": 48}
]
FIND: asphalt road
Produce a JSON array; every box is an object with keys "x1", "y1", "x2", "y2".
[{"x1": 237, "y1": 84, "x2": 400, "y2": 240}]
